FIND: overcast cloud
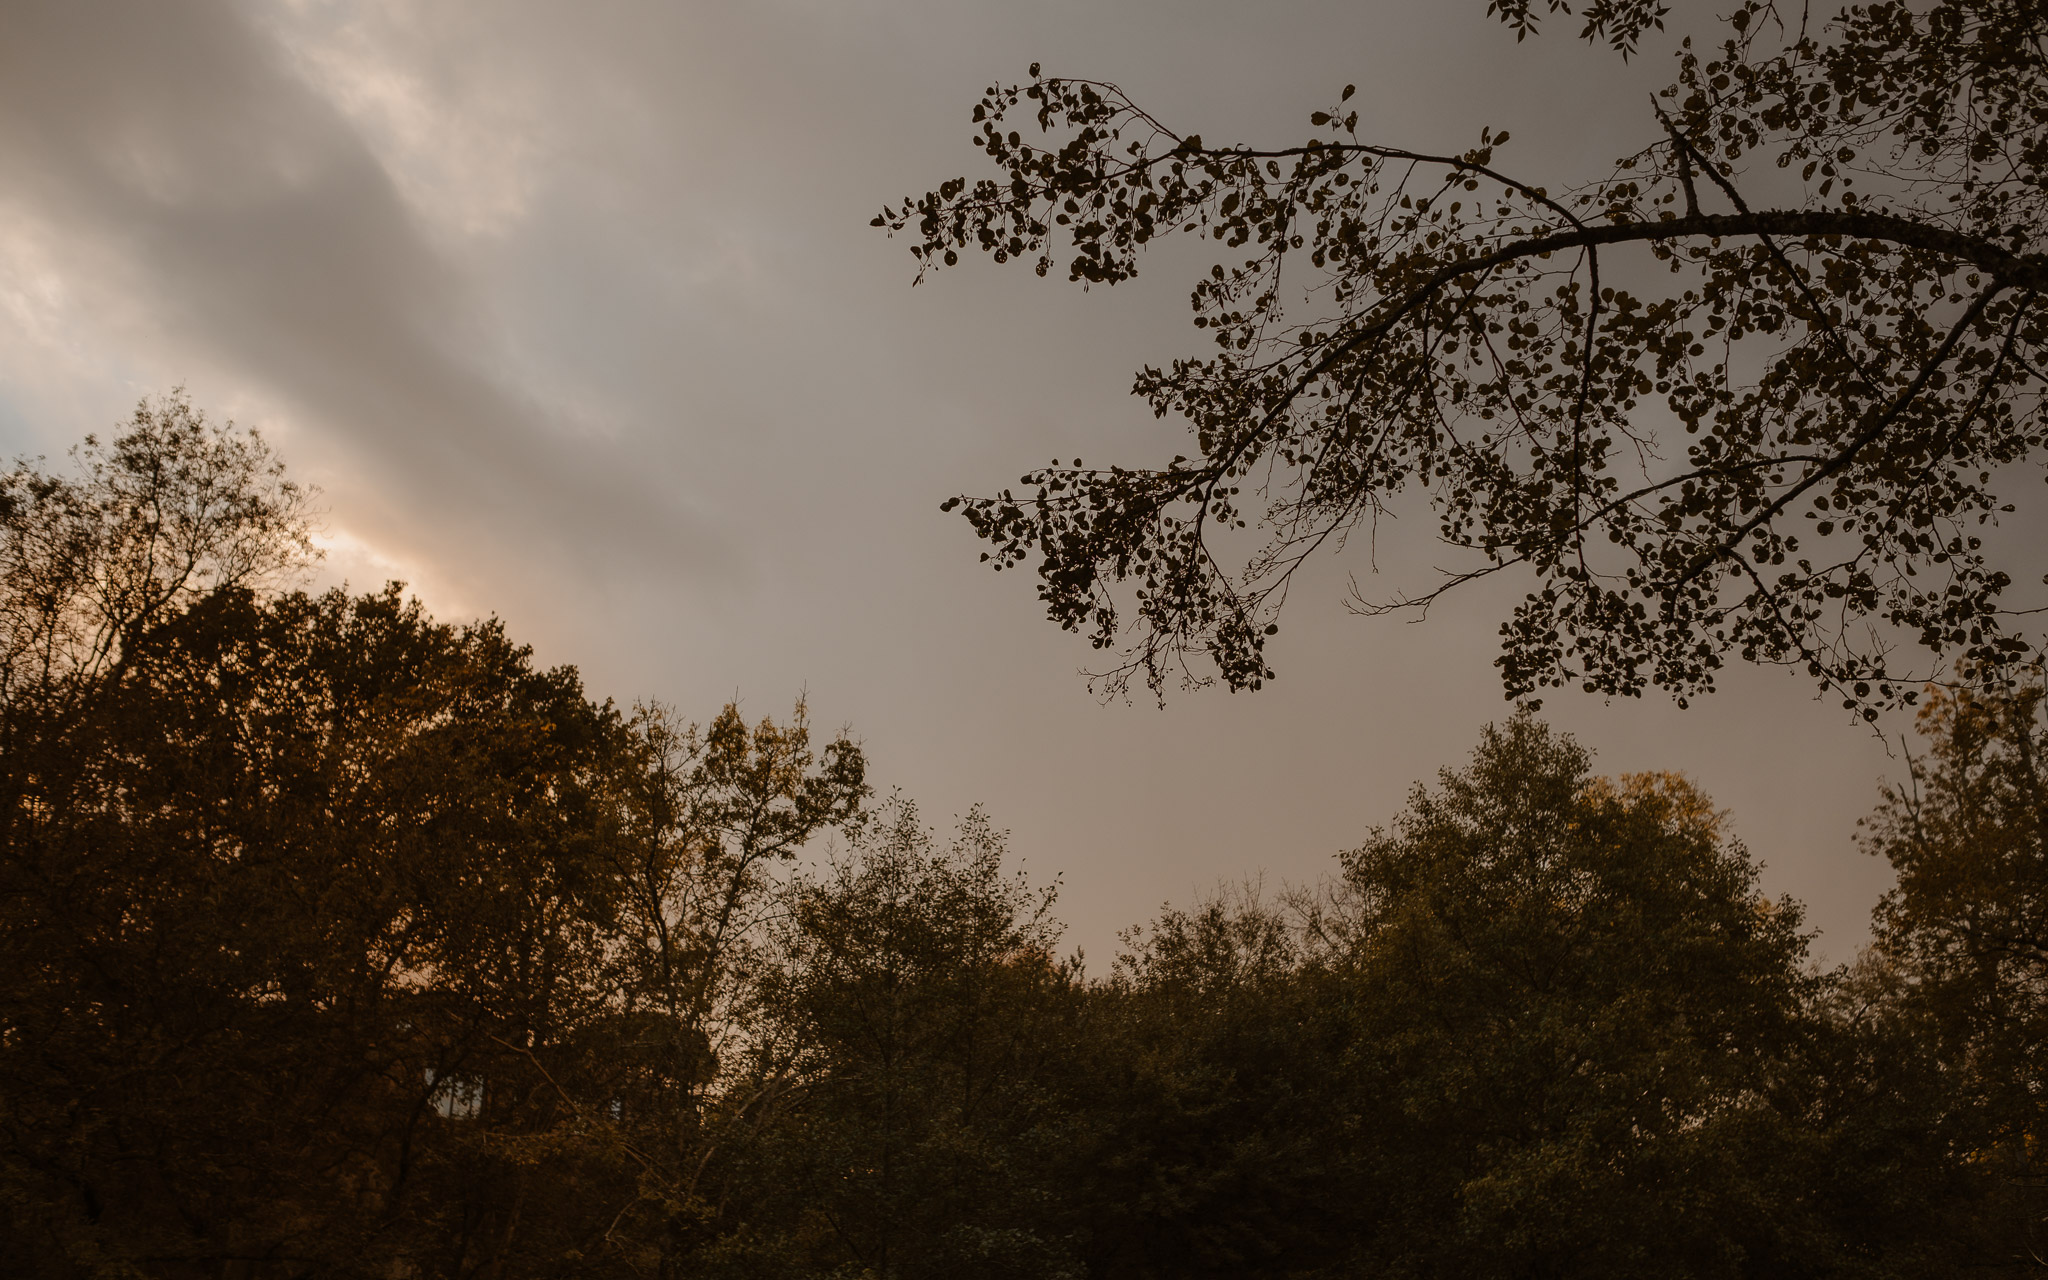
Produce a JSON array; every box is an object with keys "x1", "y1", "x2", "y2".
[{"x1": 0, "y1": 0, "x2": 1918, "y2": 961}]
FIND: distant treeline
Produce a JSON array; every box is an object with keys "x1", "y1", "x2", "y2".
[{"x1": 3, "y1": 400, "x2": 2044, "y2": 1277}]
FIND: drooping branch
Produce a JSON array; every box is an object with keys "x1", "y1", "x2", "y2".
[{"x1": 899, "y1": 3, "x2": 2048, "y2": 710}]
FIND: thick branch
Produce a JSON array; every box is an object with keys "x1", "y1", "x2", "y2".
[
  {"x1": 1377, "y1": 209, "x2": 2046, "y2": 323},
  {"x1": 1232, "y1": 208, "x2": 2043, "y2": 479}
]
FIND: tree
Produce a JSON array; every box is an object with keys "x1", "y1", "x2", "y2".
[
  {"x1": 718, "y1": 797, "x2": 1088, "y2": 1279},
  {"x1": 1081, "y1": 887, "x2": 1349, "y2": 1280},
  {"x1": 1074, "y1": 718, "x2": 1960, "y2": 1277},
  {"x1": 563, "y1": 698, "x2": 869, "y2": 1276},
  {"x1": 0, "y1": 579, "x2": 635, "y2": 1275},
  {"x1": 1863, "y1": 672, "x2": 2048, "y2": 1267},
  {"x1": 0, "y1": 392, "x2": 313, "y2": 711},
  {"x1": 1302, "y1": 719, "x2": 1831, "y2": 1275},
  {"x1": 0, "y1": 404, "x2": 868, "y2": 1277},
  {"x1": 882, "y1": 0, "x2": 2048, "y2": 715}
]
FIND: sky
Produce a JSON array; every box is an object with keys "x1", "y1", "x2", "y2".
[{"x1": 0, "y1": 0, "x2": 1933, "y2": 964}]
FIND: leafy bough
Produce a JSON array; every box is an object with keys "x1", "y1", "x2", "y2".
[{"x1": 881, "y1": 1, "x2": 2048, "y2": 716}]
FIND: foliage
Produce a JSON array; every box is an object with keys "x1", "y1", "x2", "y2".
[
  {"x1": 1315, "y1": 721, "x2": 1821, "y2": 1275},
  {"x1": 883, "y1": 0, "x2": 2048, "y2": 715},
  {"x1": 1082, "y1": 889, "x2": 1342, "y2": 1279},
  {"x1": 0, "y1": 392, "x2": 313, "y2": 709},
  {"x1": 1864, "y1": 671, "x2": 2048, "y2": 1267},
  {"x1": 719, "y1": 797, "x2": 1088, "y2": 1279},
  {"x1": 0, "y1": 402, "x2": 2027, "y2": 1275},
  {"x1": 1051, "y1": 719, "x2": 1979, "y2": 1277},
  {"x1": 0, "y1": 410, "x2": 866, "y2": 1277}
]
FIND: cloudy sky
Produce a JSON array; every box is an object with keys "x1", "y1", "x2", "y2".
[{"x1": 0, "y1": 0, "x2": 1926, "y2": 962}]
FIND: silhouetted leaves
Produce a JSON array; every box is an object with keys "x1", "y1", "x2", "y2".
[{"x1": 886, "y1": 1, "x2": 2048, "y2": 713}]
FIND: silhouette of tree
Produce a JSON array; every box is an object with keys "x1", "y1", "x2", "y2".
[
  {"x1": 0, "y1": 403, "x2": 865, "y2": 1277},
  {"x1": 886, "y1": 1, "x2": 2048, "y2": 715}
]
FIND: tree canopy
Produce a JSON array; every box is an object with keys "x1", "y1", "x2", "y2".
[
  {"x1": 1862, "y1": 671, "x2": 2048, "y2": 1262},
  {"x1": 883, "y1": 0, "x2": 2048, "y2": 715},
  {"x1": 0, "y1": 400, "x2": 869, "y2": 1276},
  {"x1": 4, "y1": 401, "x2": 2039, "y2": 1274}
]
